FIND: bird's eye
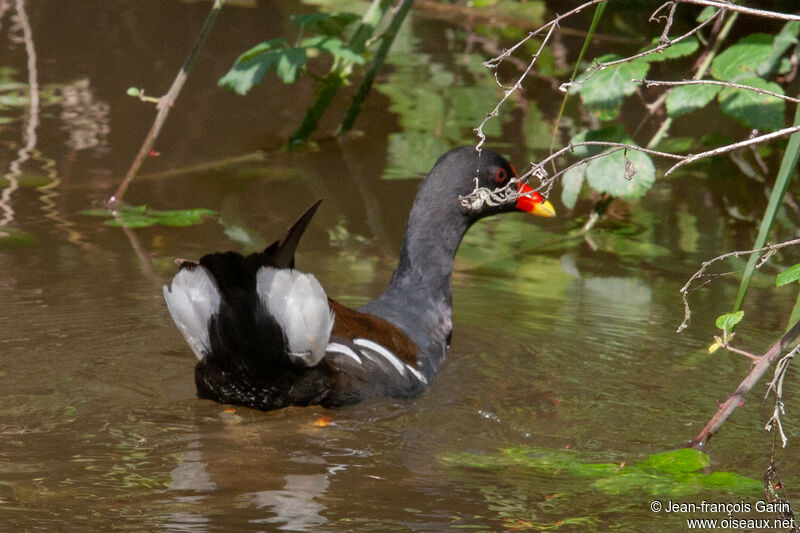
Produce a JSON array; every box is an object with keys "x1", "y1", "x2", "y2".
[{"x1": 494, "y1": 168, "x2": 508, "y2": 184}]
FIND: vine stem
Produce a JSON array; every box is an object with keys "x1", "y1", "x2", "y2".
[{"x1": 109, "y1": 0, "x2": 225, "y2": 208}]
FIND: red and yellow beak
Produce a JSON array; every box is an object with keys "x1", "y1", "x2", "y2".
[{"x1": 516, "y1": 182, "x2": 556, "y2": 217}]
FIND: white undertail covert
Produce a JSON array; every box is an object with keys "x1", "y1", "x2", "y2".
[
  {"x1": 256, "y1": 267, "x2": 334, "y2": 367},
  {"x1": 163, "y1": 266, "x2": 221, "y2": 361}
]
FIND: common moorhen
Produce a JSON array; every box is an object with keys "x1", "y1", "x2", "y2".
[{"x1": 163, "y1": 147, "x2": 554, "y2": 410}]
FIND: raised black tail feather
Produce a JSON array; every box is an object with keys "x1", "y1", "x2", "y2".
[
  {"x1": 261, "y1": 199, "x2": 323, "y2": 269},
  {"x1": 184, "y1": 200, "x2": 331, "y2": 408}
]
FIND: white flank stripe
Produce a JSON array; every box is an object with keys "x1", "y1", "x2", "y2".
[
  {"x1": 326, "y1": 342, "x2": 362, "y2": 365},
  {"x1": 406, "y1": 364, "x2": 428, "y2": 385},
  {"x1": 353, "y1": 338, "x2": 407, "y2": 376}
]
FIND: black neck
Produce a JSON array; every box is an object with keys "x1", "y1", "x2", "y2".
[
  {"x1": 361, "y1": 175, "x2": 471, "y2": 345},
  {"x1": 390, "y1": 195, "x2": 469, "y2": 303}
]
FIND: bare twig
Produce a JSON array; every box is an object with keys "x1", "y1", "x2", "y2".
[
  {"x1": 764, "y1": 346, "x2": 797, "y2": 448},
  {"x1": 482, "y1": 0, "x2": 606, "y2": 70},
  {"x1": 665, "y1": 125, "x2": 800, "y2": 176},
  {"x1": 109, "y1": 0, "x2": 225, "y2": 207},
  {"x1": 559, "y1": 6, "x2": 721, "y2": 92},
  {"x1": 690, "y1": 321, "x2": 800, "y2": 448},
  {"x1": 475, "y1": 21, "x2": 558, "y2": 152},
  {"x1": 677, "y1": 0, "x2": 800, "y2": 22},
  {"x1": 640, "y1": 79, "x2": 800, "y2": 104},
  {"x1": 677, "y1": 239, "x2": 800, "y2": 333}
]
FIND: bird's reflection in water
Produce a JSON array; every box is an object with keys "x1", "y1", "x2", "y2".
[{"x1": 249, "y1": 473, "x2": 330, "y2": 530}]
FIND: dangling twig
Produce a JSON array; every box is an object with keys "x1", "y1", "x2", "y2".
[{"x1": 109, "y1": 0, "x2": 225, "y2": 208}]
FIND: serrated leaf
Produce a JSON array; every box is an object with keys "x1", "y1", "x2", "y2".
[
  {"x1": 776, "y1": 263, "x2": 800, "y2": 286},
  {"x1": 665, "y1": 83, "x2": 721, "y2": 117},
  {"x1": 585, "y1": 147, "x2": 655, "y2": 198},
  {"x1": 715, "y1": 310, "x2": 744, "y2": 330},
  {"x1": 218, "y1": 39, "x2": 298, "y2": 94},
  {"x1": 301, "y1": 36, "x2": 365, "y2": 64},
  {"x1": 718, "y1": 77, "x2": 785, "y2": 131},
  {"x1": 575, "y1": 54, "x2": 650, "y2": 120},
  {"x1": 641, "y1": 37, "x2": 699, "y2": 62},
  {"x1": 561, "y1": 165, "x2": 585, "y2": 209},
  {"x1": 711, "y1": 34, "x2": 773, "y2": 82}
]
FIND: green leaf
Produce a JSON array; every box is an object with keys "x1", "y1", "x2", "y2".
[
  {"x1": 585, "y1": 147, "x2": 655, "y2": 199},
  {"x1": 718, "y1": 77, "x2": 785, "y2": 131},
  {"x1": 652, "y1": 136, "x2": 694, "y2": 154},
  {"x1": 574, "y1": 54, "x2": 650, "y2": 120},
  {"x1": 238, "y1": 38, "x2": 287, "y2": 62},
  {"x1": 757, "y1": 21, "x2": 800, "y2": 77},
  {"x1": 696, "y1": 6, "x2": 716, "y2": 23},
  {"x1": 126, "y1": 87, "x2": 141, "y2": 97},
  {"x1": 290, "y1": 13, "x2": 332, "y2": 26},
  {"x1": 152, "y1": 208, "x2": 215, "y2": 227},
  {"x1": 569, "y1": 124, "x2": 626, "y2": 157},
  {"x1": 290, "y1": 12, "x2": 361, "y2": 37},
  {"x1": 639, "y1": 449, "x2": 709, "y2": 474},
  {"x1": 105, "y1": 214, "x2": 158, "y2": 228},
  {"x1": 777, "y1": 263, "x2": 800, "y2": 286},
  {"x1": 665, "y1": 83, "x2": 721, "y2": 118},
  {"x1": 641, "y1": 37, "x2": 699, "y2": 62},
  {"x1": 218, "y1": 39, "x2": 305, "y2": 94},
  {"x1": 301, "y1": 36, "x2": 365, "y2": 64},
  {"x1": 275, "y1": 47, "x2": 308, "y2": 83},
  {"x1": 711, "y1": 34, "x2": 773, "y2": 82},
  {"x1": 82, "y1": 205, "x2": 214, "y2": 228},
  {"x1": 561, "y1": 166, "x2": 585, "y2": 209},
  {"x1": 715, "y1": 310, "x2": 744, "y2": 330},
  {"x1": 0, "y1": 226, "x2": 36, "y2": 246}
]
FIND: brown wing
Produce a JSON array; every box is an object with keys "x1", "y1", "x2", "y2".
[{"x1": 328, "y1": 299, "x2": 418, "y2": 367}]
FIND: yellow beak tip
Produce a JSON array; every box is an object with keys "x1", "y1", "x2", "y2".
[{"x1": 532, "y1": 200, "x2": 556, "y2": 218}]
